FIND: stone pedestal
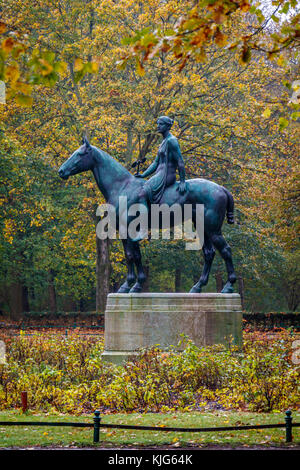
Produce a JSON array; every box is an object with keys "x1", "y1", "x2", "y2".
[{"x1": 102, "y1": 293, "x2": 242, "y2": 365}]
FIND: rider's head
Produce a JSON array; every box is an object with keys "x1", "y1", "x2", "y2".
[{"x1": 157, "y1": 116, "x2": 174, "y2": 133}]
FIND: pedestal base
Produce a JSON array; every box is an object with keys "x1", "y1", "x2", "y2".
[{"x1": 102, "y1": 293, "x2": 242, "y2": 365}]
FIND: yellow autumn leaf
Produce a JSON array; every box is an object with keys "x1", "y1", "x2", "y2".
[
  {"x1": 2, "y1": 37, "x2": 14, "y2": 53},
  {"x1": 38, "y1": 58, "x2": 53, "y2": 76},
  {"x1": 262, "y1": 108, "x2": 271, "y2": 118},
  {"x1": 136, "y1": 60, "x2": 145, "y2": 77},
  {"x1": 5, "y1": 65, "x2": 20, "y2": 82},
  {"x1": 0, "y1": 22, "x2": 6, "y2": 34},
  {"x1": 90, "y1": 62, "x2": 99, "y2": 73},
  {"x1": 215, "y1": 30, "x2": 227, "y2": 47},
  {"x1": 74, "y1": 58, "x2": 83, "y2": 71},
  {"x1": 54, "y1": 61, "x2": 67, "y2": 75},
  {"x1": 277, "y1": 55, "x2": 286, "y2": 67},
  {"x1": 14, "y1": 81, "x2": 32, "y2": 95}
]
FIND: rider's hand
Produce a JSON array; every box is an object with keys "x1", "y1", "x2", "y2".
[{"x1": 177, "y1": 181, "x2": 187, "y2": 194}]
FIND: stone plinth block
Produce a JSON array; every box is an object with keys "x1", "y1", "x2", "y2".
[{"x1": 102, "y1": 293, "x2": 242, "y2": 365}]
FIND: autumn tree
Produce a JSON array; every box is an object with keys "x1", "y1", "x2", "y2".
[{"x1": 0, "y1": 0, "x2": 298, "y2": 312}]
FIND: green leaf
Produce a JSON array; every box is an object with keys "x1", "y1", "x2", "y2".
[
  {"x1": 271, "y1": 15, "x2": 279, "y2": 23},
  {"x1": 240, "y1": 47, "x2": 251, "y2": 64},
  {"x1": 280, "y1": 3, "x2": 290, "y2": 14},
  {"x1": 283, "y1": 80, "x2": 292, "y2": 89},
  {"x1": 15, "y1": 93, "x2": 33, "y2": 107},
  {"x1": 53, "y1": 61, "x2": 67, "y2": 74},
  {"x1": 140, "y1": 33, "x2": 157, "y2": 48},
  {"x1": 291, "y1": 112, "x2": 300, "y2": 121},
  {"x1": 279, "y1": 117, "x2": 289, "y2": 130},
  {"x1": 121, "y1": 36, "x2": 135, "y2": 46}
]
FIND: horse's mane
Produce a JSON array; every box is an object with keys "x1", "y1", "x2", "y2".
[{"x1": 92, "y1": 145, "x2": 133, "y2": 177}]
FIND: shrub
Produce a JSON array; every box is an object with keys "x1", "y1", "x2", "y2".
[
  {"x1": 216, "y1": 330, "x2": 300, "y2": 412},
  {"x1": 0, "y1": 329, "x2": 299, "y2": 413}
]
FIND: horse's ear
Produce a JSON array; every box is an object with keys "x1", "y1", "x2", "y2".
[{"x1": 82, "y1": 135, "x2": 90, "y2": 147}]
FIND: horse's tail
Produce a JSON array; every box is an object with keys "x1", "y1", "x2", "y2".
[{"x1": 222, "y1": 187, "x2": 235, "y2": 224}]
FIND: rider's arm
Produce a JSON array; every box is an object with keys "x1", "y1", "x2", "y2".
[
  {"x1": 169, "y1": 138, "x2": 187, "y2": 193},
  {"x1": 177, "y1": 153, "x2": 186, "y2": 184},
  {"x1": 139, "y1": 153, "x2": 160, "y2": 178}
]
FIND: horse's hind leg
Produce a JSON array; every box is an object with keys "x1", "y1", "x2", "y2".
[
  {"x1": 211, "y1": 232, "x2": 237, "y2": 293},
  {"x1": 190, "y1": 234, "x2": 215, "y2": 293},
  {"x1": 117, "y1": 239, "x2": 136, "y2": 293},
  {"x1": 129, "y1": 241, "x2": 146, "y2": 293}
]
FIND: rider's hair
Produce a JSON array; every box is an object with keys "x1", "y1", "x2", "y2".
[{"x1": 157, "y1": 116, "x2": 174, "y2": 128}]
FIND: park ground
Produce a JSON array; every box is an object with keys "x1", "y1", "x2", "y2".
[
  {"x1": 0, "y1": 328, "x2": 299, "y2": 450},
  {"x1": 0, "y1": 409, "x2": 299, "y2": 449}
]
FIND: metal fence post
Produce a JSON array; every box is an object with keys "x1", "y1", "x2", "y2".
[
  {"x1": 285, "y1": 410, "x2": 292, "y2": 443},
  {"x1": 93, "y1": 410, "x2": 101, "y2": 443},
  {"x1": 21, "y1": 391, "x2": 28, "y2": 413}
]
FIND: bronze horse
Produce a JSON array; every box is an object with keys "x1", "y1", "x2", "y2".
[{"x1": 58, "y1": 137, "x2": 237, "y2": 294}]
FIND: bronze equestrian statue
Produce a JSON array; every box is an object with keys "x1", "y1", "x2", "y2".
[{"x1": 58, "y1": 116, "x2": 237, "y2": 294}]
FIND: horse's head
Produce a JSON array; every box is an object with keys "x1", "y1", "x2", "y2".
[{"x1": 58, "y1": 136, "x2": 95, "y2": 180}]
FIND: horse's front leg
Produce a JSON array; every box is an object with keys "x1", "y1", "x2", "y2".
[
  {"x1": 117, "y1": 239, "x2": 136, "y2": 293},
  {"x1": 129, "y1": 240, "x2": 146, "y2": 293}
]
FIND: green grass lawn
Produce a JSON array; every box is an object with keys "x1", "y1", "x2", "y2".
[{"x1": 0, "y1": 410, "x2": 299, "y2": 448}]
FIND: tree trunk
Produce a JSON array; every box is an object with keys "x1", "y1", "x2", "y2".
[
  {"x1": 143, "y1": 263, "x2": 150, "y2": 292},
  {"x1": 62, "y1": 297, "x2": 77, "y2": 312},
  {"x1": 215, "y1": 271, "x2": 224, "y2": 292},
  {"x1": 238, "y1": 276, "x2": 245, "y2": 310},
  {"x1": 96, "y1": 237, "x2": 110, "y2": 313},
  {"x1": 286, "y1": 281, "x2": 299, "y2": 312},
  {"x1": 125, "y1": 126, "x2": 134, "y2": 164},
  {"x1": 175, "y1": 267, "x2": 181, "y2": 292},
  {"x1": 48, "y1": 270, "x2": 57, "y2": 313},
  {"x1": 22, "y1": 286, "x2": 30, "y2": 312},
  {"x1": 8, "y1": 282, "x2": 23, "y2": 319}
]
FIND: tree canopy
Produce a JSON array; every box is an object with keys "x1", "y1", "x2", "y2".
[{"x1": 0, "y1": 0, "x2": 299, "y2": 315}]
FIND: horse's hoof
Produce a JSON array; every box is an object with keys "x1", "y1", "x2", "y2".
[
  {"x1": 189, "y1": 285, "x2": 202, "y2": 293},
  {"x1": 117, "y1": 283, "x2": 132, "y2": 293},
  {"x1": 129, "y1": 283, "x2": 143, "y2": 293},
  {"x1": 221, "y1": 282, "x2": 234, "y2": 294},
  {"x1": 130, "y1": 232, "x2": 148, "y2": 242},
  {"x1": 117, "y1": 287, "x2": 130, "y2": 293}
]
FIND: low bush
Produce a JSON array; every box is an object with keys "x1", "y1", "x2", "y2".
[{"x1": 0, "y1": 329, "x2": 299, "y2": 413}]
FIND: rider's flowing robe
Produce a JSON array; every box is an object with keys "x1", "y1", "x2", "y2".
[{"x1": 144, "y1": 136, "x2": 170, "y2": 204}]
